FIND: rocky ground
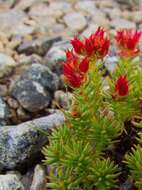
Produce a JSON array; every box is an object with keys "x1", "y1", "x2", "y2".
[{"x1": 0, "y1": 0, "x2": 142, "y2": 189}]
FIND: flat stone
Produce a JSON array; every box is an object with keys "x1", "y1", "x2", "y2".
[
  {"x1": 29, "y1": 3, "x2": 50, "y2": 17},
  {"x1": 0, "y1": 97, "x2": 11, "y2": 120},
  {"x1": 75, "y1": 1, "x2": 96, "y2": 14},
  {"x1": 92, "y1": 10, "x2": 109, "y2": 28},
  {"x1": 48, "y1": 1, "x2": 72, "y2": 18},
  {"x1": 15, "y1": 0, "x2": 39, "y2": 10},
  {"x1": 0, "y1": 112, "x2": 64, "y2": 171},
  {"x1": 11, "y1": 63, "x2": 59, "y2": 112},
  {"x1": 20, "y1": 63, "x2": 59, "y2": 93},
  {"x1": 132, "y1": 11, "x2": 142, "y2": 23},
  {"x1": 0, "y1": 53, "x2": 17, "y2": 78},
  {"x1": 12, "y1": 79, "x2": 51, "y2": 112},
  {"x1": 111, "y1": 18, "x2": 136, "y2": 29},
  {"x1": 18, "y1": 37, "x2": 61, "y2": 56},
  {"x1": 0, "y1": 174, "x2": 24, "y2": 190},
  {"x1": 63, "y1": 12, "x2": 87, "y2": 32},
  {"x1": 12, "y1": 23, "x2": 35, "y2": 36},
  {"x1": 0, "y1": 9, "x2": 25, "y2": 36},
  {"x1": 30, "y1": 164, "x2": 46, "y2": 190}
]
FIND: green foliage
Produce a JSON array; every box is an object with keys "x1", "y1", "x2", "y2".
[
  {"x1": 42, "y1": 30, "x2": 142, "y2": 189},
  {"x1": 125, "y1": 145, "x2": 142, "y2": 189},
  {"x1": 89, "y1": 159, "x2": 119, "y2": 190}
]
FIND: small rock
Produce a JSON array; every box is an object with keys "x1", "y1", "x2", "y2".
[
  {"x1": 0, "y1": 53, "x2": 17, "y2": 78},
  {"x1": 19, "y1": 54, "x2": 42, "y2": 65},
  {"x1": 0, "y1": 112, "x2": 64, "y2": 171},
  {"x1": 92, "y1": 10, "x2": 109, "y2": 28},
  {"x1": 75, "y1": 1, "x2": 96, "y2": 14},
  {"x1": 12, "y1": 79, "x2": 51, "y2": 112},
  {"x1": 116, "y1": 0, "x2": 140, "y2": 8},
  {"x1": 0, "y1": 174, "x2": 24, "y2": 190},
  {"x1": 18, "y1": 36, "x2": 61, "y2": 56},
  {"x1": 29, "y1": 3, "x2": 51, "y2": 17},
  {"x1": 0, "y1": 9, "x2": 25, "y2": 37},
  {"x1": 12, "y1": 23, "x2": 35, "y2": 36},
  {"x1": 48, "y1": 1, "x2": 72, "y2": 18},
  {"x1": 20, "y1": 63, "x2": 59, "y2": 92},
  {"x1": 15, "y1": 0, "x2": 39, "y2": 10},
  {"x1": 12, "y1": 63, "x2": 59, "y2": 112},
  {"x1": 16, "y1": 107, "x2": 30, "y2": 121},
  {"x1": 0, "y1": 97, "x2": 11, "y2": 120},
  {"x1": 0, "y1": 85, "x2": 8, "y2": 96},
  {"x1": 33, "y1": 16, "x2": 56, "y2": 34},
  {"x1": 30, "y1": 164, "x2": 46, "y2": 190},
  {"x1": 21, "y1": 169, "x2": 34, "y2": 190},
  {"x1": 97, "y1": 0, "x2": 117, "y2": 8},
  {"x1": 111, "y1": 18, "x2": 136, "y2": 29},
  {"x1": 54, "y1": 90, "x2": 73, "y2": 110},
  {"x1": 63, "y1": 12, "x2": 87, "y2": 32},
  {"x1": 7, "y1": 97, "x2": 19, "y2": 109},
  {"x1": 132, "y1": 11, "x2": 142, "y2": 24}
]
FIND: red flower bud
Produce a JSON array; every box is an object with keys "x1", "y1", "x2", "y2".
[
  {"x1": 115, "y1": 75, "x2": 129, "y2": 96},
  {"x1": 116, "y1": 29, "x2": 141, "y2": 57},
  {"x1": 71, "y1": 37, "x2": 84, "y2": 54}
]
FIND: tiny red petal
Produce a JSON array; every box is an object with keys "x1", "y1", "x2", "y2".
[
  {"x1": 79, "y1": 57, "x2": 89, "y2": 73},
  {"x1": 71, "y1": 37, "x2": 84, "y2": 54}
]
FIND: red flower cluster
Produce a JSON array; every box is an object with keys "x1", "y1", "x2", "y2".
[
  {"x1": 71, "y1": 27, "x2": 110, "y2": 59},
  {"x1": 115, "y1": 75, "x2": 129, "y2": 96},
  {"x1": 116, "y1": 29, "x2": 141, "y2": 57},
  {"x1": 63, "y1": 50, "x2": 89, "y2": 88}
]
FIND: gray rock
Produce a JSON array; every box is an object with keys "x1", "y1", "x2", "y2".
[
  {"x1": 0, "y1": 53, "x2": 17, "y2": 78},
  {"x1": 20, "y1": 63, "x2": 59, "y2": 93},
  {"x1": 0, "y1": 112, "x2": 64, "y2": 171},
  {"x1": 54, "y1": 90, "x2": 73, "y2": 110},
  {"x1": 30, "y1": 164, "x2": 46, "y2": 190},
  {"x1": 15, "y1": 0, "x2": 39, "y2": 10},
  {"x1": 12, "y1": 63, "x2": 59, "y2": 112},
  {"x1": 75, "y1": 1, "x2": 96, "y2": 14},
  {"x1": 0, "y1": 97, "x2": 11, "y2": 120},
  {"x1": 44, "y1": 40, "x2": 72, "y2": 74},
  {"x1": 12, "y1": 23, "x2": 35, "y2": 36},
  {"x1": 0, "y1": 174, "x2": 24, "y2": 190},
  {"x1": 111, "y1": 18, "x2": 136, "y2": 29},
  {"x1": 116, "y1": 0, "x2": 140, "y2": 7},
  {"x1": 29, "y1": 3, "x2": 51, "y2": 17},
  {"x1": 132, "y1": 11, "x2": 142, "y2": 24},
  {"x1": 63, "y1": 12, "x2": 87, "y2": 32},
  {"x1": 104, "y1": 56, "x2": 119, "y2": 72},
  {"x1": 0, "y1": 9, "x2": 25, "y2": 36},
  {"x1": 18, "y1": 37, "x2": 61, "y2": 56},
  {"x1": 12, "y1": 79, "x2": 51, "y2": 112}
]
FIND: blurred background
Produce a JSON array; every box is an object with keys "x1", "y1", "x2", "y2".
[{"x1": 0, "y1": 0, "x2": 142, "y2": 41}]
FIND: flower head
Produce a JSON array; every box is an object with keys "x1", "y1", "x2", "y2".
[
  {"x1": 71, "y1": 27, "x2": 110, "y2": 59},
  {"x1": 63, "y1": 50, "x2": 89, "y2": 88},
  {"x1": 116, "y1": 29, "x2": 141, "y2": 57},
  {"x1": 115, "y1": 75, "x2": 129, "y2": 96},
  {"x1": 84, "y1": 27, "x2": 110, "y2": 59}
]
